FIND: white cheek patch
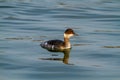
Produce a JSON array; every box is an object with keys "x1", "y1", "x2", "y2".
[
  {"x1": 69, "y1": 34, "x2": 73, "y2": 37},
  {"x1": 64, "y1": 33, "x2": 73, "y2": 38},
  {"x1": 64, "y1": 33, "x2": 67, "y2": 37}
]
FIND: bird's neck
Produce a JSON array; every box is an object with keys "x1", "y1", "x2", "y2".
[{"x1": 64, "y1": 37, "x2": 71, "y2": 48}]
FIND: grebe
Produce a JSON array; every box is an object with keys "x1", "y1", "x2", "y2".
[{"x1": 40, "y1": 28, "x2": 78, "y2": 51}]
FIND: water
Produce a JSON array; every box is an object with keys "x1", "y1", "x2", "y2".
[{"x1": 0, "y1": 0, "x2": 120, "y2": 80}]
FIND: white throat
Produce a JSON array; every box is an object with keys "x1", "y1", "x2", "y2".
[{"x1": 64, "y1": 33, "x2": 71, "y2": 49}]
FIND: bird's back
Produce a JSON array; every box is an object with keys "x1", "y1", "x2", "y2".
[{"x1": 40, "y1": 39, "x2": 64, "y2": 51}]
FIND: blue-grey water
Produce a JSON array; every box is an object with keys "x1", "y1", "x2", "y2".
[{"x1": 0, "y1": 0, "x2": 120, "y2": 80}]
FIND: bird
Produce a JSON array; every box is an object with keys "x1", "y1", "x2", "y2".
[{"x1": 40, "y1": 28, "x2": 78, "y2": 51}]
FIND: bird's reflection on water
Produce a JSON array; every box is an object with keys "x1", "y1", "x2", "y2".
[{"x1": 40, "y1": 49, "x2": 72, "y2": 64}]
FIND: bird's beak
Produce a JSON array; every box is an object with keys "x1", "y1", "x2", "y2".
[{"x1": 74, "y1": 33, "x2": 79, "y2": 36}]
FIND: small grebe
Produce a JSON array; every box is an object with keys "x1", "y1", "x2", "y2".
[{"x1": 40, "y1": 28, "x2": 78, "y2": 51}]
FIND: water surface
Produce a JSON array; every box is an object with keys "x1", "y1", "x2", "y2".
[{"x1": 0, "y1": 0, "x2": 120, "y2": 80}]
